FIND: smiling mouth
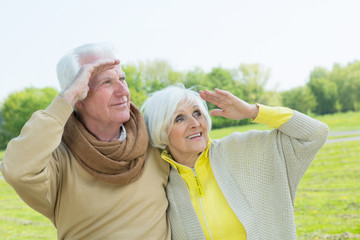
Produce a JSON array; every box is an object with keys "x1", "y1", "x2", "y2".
[
  {"x1": 186, "y1": 132, "x2": 202, "y2": 139},
  {"x1": 111, "y1": 96, "x2": 128, "y2": 107},
  {"x1": 111, "y1": 102, "x2": 126, "y2": 106}
]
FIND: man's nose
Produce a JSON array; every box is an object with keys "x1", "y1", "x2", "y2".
[{"x1": 114, "y1": 80, "x2": 128, "y2": 95}]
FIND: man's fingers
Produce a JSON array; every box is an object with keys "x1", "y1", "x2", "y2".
[{"x1": 88, "y1": 58, "x2": 120, "y2": 74}]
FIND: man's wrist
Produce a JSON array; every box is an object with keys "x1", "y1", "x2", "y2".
[{"x1": 59, "y1": 90, "x2": 77, "y2": 107}]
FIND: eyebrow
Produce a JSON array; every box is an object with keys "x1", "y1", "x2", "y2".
[{"x1": 175, "y1": 104, "x2": 200, "y2": 114}]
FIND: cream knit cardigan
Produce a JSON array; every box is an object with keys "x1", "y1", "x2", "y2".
[{"x1": 166, "y1": 111, "x2": 329, "y2": 240}]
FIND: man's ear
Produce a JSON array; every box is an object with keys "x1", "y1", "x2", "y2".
[{"x1": 75, "y1": 101, "x2": 83, "y2": 110}]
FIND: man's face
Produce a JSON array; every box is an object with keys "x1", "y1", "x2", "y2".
[{"x1": 76, "y1": 63, "x2": 131, "y2": 129}]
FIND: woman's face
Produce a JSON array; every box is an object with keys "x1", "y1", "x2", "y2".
[{"x1": 168, "y1": 100, "x2": 208, "y2": 167}]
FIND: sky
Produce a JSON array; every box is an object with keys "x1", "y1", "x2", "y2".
[{"x1": 1, "y1": 0, "x2": 360, "y2": 101}]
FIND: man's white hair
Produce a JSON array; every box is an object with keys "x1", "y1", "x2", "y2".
[{"x1": 56, "y1": 43, "x2": 118, "y2": 91}]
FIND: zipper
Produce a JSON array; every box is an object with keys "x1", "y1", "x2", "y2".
[
  {"x1": 192, "y1": 168, "x2": 204, "y2": 197},
  {"x1": 192, "y1": 168, "x2": 213, "y2": 240}
]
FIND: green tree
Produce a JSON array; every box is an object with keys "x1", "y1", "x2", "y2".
[
  {"x1": 259, "y1": 90, "x2": 283, "y2": 107},
  {"x1": 203, "y1": 67, "x2": 235, "y2": 90},
  {"x1": 330, "y1": 62, "x2": 360, "y2": 112},
  {"x1": 308, "y1": 67, "x2": 338, "y2": 114},
  {"x1": 202, "y1": 67, "x2": 248, "y2": 128},
  {"x1": 138, "y1": 60, "x2": 184, "y2": 93},
  {"x1": 281, "y1": 86, "x2": 316, "y2": 114},
  {"x1": 238, "y1": 63, "x2": 270, "y2": 104},
  {"x1": 183, "y1": 67, "x2": 207, "y2": 89},
  {"x1": 0, "y1": 87, "x2": 58, "y2": 148},
  {"x1": 122, "y1": 64, "x2": 148, "y2": 107}
]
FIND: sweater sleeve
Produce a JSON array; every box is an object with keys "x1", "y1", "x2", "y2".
[
  {"x1": 217, "y1": 108, "x2": 328, "y2": 203},
  {"x1": 276, "y1": 110, "x2": 329, "y2": 198},
  {"x1": 0, "y1": 96, "x2": 73, "y2": 221}
]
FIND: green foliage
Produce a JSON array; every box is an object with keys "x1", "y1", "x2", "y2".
[
  {"x1": 330, "y1": 62, "x2": 360, "y2": 112},
  {"x1": 258, "y1": 90, "x2": 283, "y2": 107},
  {"x1": 122, "y1": 64, "x2": 148, "y2": 107},
  {"x1": 238, "y1": 63, "x2": 270, "y2": 104},
  {"x1": 281, "y1": 86, "x2": 316, "y2": 114},
  {"x1": 202, "y1": 67, "x2": 247, "y2": 129},
  {"x1": 2, "y1": 59, "x2": 360, "y2": 137},
  {"x1": 128, "y1": 86, "x2": 148, "y2": 108},
  {"x1": 137, "y1": 60, "x2": 185, "y2": 93},
  {"x1": 204, "y1": 67, "x2": 236, "y2": 90},
  {"x1": 308, "y1": 75, "x2": 338, "y2": 114},
  {"x1": 183, "y1": 68, "x2": 207, "y2": 88},
  {"x1": 0, "y1": 87, "x2": 58, "y2": 148},
  {"x1": 305, "y1": 62, "x2": 360, "y2": 115}
]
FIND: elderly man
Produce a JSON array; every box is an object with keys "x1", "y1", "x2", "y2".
[{"x1": 0, "y1": 43, "x2": 170, "y2": 239}]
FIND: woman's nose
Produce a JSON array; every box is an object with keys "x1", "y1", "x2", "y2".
[{"x1": 189, "y1": 116, "x2": 200, "y2": 128}]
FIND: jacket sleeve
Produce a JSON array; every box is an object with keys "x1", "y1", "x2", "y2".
[
  {"x1": 0, "y1": 96, "x2": 73, "y2": 221},
  {"x1": 253, "y1": 105, "x2": 329, "y2": 196},
  {"x1": 217, "y1": 109, "x2": 328, "y2": 204}
]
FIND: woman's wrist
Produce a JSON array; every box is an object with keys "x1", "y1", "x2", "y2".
[{"x1": 249, "y1": 104, "x2": 259, "y2": 120}]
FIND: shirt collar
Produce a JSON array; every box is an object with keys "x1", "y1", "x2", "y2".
[
  {"x1": 119, "y1": 124, "x2": 126, "y2": 141},
  {"x1": 161, "y1": 138, "x2": 212, "y2": 174}
]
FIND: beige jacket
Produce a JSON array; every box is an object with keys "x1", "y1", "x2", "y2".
[{"x1": 1, "y1": 97, "x2": 171, "y2": 240}]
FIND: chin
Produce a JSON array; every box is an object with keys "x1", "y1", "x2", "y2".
[{"x1": 114, "y1": 113, "x2": 131, "y2": 124}]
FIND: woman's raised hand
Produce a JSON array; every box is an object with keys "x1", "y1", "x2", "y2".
[{"x1": 199, "y1": 88, "x2": 259, "y2": 120}]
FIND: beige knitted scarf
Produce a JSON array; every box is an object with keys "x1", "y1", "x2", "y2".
[{"x1": 62, "y1": 103, "x2": 148, "y2": 185}]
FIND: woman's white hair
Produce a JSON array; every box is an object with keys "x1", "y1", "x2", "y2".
[
  {"x1": 141, "y1": 84, "x2": 212, "y2": 150},
  {"x1": 56, "y1": 43, "x2": 118, "y2": 91}
]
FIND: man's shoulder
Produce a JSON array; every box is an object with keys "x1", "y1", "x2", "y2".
[{"x1": 145, "y1": 145, "x2": 170, "y2": 178}]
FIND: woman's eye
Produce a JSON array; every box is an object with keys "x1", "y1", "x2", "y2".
[
  {"x1": 193, "y1": 111, "x2": 201, "y2": 117},
  {"x1": 120, "y1": 77, "x2": 126, "y2": 81},
  {"x1": 104, "y1": 80, "x2": 111, "y2": 85},
  {"x1": 175, "y1": 116, "x2": 184, "y2": 123}
]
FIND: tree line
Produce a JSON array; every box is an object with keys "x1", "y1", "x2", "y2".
[{"x1": 0, "y1": 60, "x2": 359, "y2": 149}]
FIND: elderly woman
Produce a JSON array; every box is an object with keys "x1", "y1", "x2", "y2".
[{"x1": 141, "y1": 85, "x2": 328, "y2": 240}]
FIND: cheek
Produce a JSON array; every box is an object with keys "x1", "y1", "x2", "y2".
[
  {"x1": 200, "y1": 119, "x2": 208, "y2": 131},
  {"x1": 169, "y1": 127, "x2": 182, "y2": 144}
]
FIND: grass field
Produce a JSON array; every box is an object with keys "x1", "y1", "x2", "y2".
[
  {"x1": 0, "y1": 111, "x2": 359, "y2": 239},
  {"x1": 295, "y1": 140, "x2": 360, "y2": 240}
]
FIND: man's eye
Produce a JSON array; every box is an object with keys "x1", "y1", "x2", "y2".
[
  {"x1": 120, "y1": 77, "x2": 126, "y2": 81},
  {"x1": 104, "y1": 80, "x2": 111, "y2": 84}
]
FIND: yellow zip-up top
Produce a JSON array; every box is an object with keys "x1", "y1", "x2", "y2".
[
  {"x1": 162, "y1": 142, "x2": 246, "y2": 239},
  {"x1": 161, "y1": 104, "x2": 294, "y2": 239}
]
